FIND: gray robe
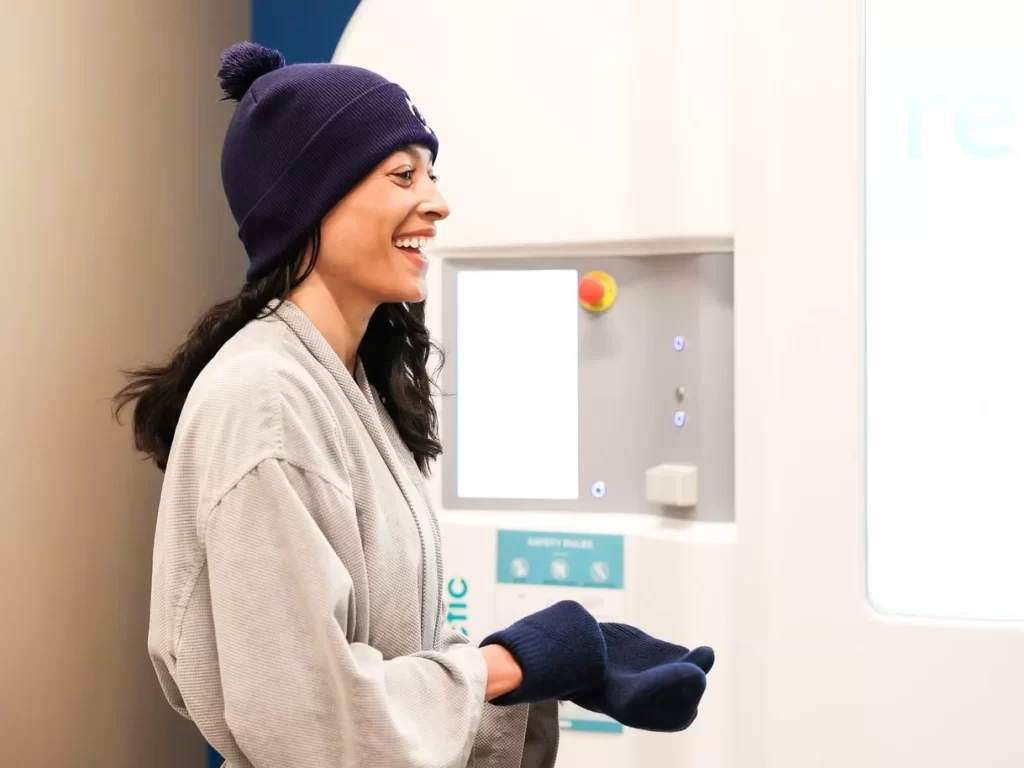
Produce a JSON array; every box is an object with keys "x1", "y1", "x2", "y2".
[{"x1": 148, "y1": 300, "x2": 559, "y2": 767}]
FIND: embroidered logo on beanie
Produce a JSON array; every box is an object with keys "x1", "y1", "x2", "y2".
[{"x1": 406, "y1": 97, "x2": 433, "y2": 136}]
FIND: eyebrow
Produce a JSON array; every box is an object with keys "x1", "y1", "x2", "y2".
[{"x1": 396, "y1": 145, "x2": 434, "y2": 167}]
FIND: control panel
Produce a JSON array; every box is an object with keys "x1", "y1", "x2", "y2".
[{"x1": 440, "y1": 253, "x2": 734, "y2": 522}]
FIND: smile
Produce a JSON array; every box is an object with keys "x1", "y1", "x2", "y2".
[{"x1": 392, "y1": 236, "x2": 434, "y2": 252}]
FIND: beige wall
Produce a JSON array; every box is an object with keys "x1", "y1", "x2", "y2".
[{"x1": 0, "y1": 2, "x2": 249, "y2": 765}]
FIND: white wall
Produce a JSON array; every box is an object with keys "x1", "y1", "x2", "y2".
[{"x1": 0, "y1": 3, "x2": 248, "y2": 766}]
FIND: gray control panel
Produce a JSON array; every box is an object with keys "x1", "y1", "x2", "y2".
[{"x1": 440, "y1": 252, "x2": 734, "y2": 522}]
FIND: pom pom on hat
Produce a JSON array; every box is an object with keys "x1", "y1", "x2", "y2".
[{"x1": 218, "y1": 42, "x2": 285, "y2": 102}]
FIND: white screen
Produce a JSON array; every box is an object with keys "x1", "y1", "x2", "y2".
[
  {"x1": 866, "y1": 0, "x2": 1024, "y2": 620},
  {"x1": 455, "y1": 269, "x2": 579, "y2": 500}
]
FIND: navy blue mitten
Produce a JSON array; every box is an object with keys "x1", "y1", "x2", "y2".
[
  {"x1": 572, "y1": 623, "x2": 714, "y2": 732},
  {"x1": 479, "y1": 600, "x2": 607, "y2": 705}
]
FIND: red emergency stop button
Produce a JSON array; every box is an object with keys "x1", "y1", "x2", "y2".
[
  {"x1": 578, "y1": 276, "x2": 605, "y2": 305},
  {"x1": 578, "y1": 270, "x2": 617, "y2": 313}
]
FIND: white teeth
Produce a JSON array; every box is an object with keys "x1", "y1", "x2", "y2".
[{"x1": 393, "y1": 236, "x2": 434, "y2": 250}]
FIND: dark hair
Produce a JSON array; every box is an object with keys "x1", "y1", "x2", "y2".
[{"x1": 112, "y1": 230, "x2": 444, "y2": 473}]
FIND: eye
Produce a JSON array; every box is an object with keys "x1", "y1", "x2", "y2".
[{"x1": 390, "y1": 168, "x2": 440, "y2": 185}]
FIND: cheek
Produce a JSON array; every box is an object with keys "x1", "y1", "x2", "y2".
[
  {"x1": 315, "y1": 193, "x2": 420, "y2": 296},
  {"x1": 318, "y1": 226, "x2": 412, "y2": 297},
  {"x1": 317, "y1": 214, "x2": 386, "y2": 274}
]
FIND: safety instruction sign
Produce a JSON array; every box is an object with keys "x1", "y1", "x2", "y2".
[{"x1": 495, "y1": 530, "x2": 626, "y2": 734}]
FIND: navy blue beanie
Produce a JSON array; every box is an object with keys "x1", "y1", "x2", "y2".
[{"x1": 217, "y1": 42, "x2": 440, "y2": 282}]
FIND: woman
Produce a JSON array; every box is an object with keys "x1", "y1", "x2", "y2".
[{"x1": 114, "y1": 42, "x2": 713, "y2": 767}]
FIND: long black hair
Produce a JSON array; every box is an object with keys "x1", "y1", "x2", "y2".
[{"x1": 112, "y1": 229, "x2": 444, "y2": 473}]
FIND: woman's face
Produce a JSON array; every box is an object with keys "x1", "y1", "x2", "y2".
[{"x1": 316, "y1": 143, "x2": 448, "y2": 305}]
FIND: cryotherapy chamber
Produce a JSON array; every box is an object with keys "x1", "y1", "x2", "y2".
[
  {"x1": 326, "y1": 0, "x2": 1024, "y2": 765},
  {"x1": 336, "y1": 1, "x2": 737, "y2": 766}
]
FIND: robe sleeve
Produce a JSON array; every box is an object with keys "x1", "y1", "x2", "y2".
[
  {"x1": 437, "y1": 620, "x2": 560, "y2": 766},
  {"x1": 200, "y1": 457, "x2": 488, "y2": 768}
]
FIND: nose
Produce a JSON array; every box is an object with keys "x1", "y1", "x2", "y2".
[{"x1": 420, "y1": 181, "x2": 450, "y2": 222}]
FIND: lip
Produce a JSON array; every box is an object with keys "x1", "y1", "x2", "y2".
[
  {"x1": 393, "y1": 228, "x2": 437, "y2": 239},
  {"x1": 398, "y1": 246, "x2": 429, "y2": 271}
]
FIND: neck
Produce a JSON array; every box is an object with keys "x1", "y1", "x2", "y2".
[{"x1": 288, "y1": 273, "x2": 376, "y2": 374}]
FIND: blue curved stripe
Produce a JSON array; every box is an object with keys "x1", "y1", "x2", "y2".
[{"x1": 252, "y1": 0, "x2": 361, "y2": 64}]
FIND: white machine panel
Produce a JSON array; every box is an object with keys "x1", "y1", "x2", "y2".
[{"x1": 439, "y1": 511, "x2": 735, "y2": 768}]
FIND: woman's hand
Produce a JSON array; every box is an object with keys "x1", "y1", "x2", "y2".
[
  {"x1": 478, "y1": 602, "x2": 714, "y2": 732},
  {"x1": 481, "y1": 644, "x2": 523, "y2": 701},
  {"x1": 478, "y1": 601, "x2": 607, "y2": 706}
]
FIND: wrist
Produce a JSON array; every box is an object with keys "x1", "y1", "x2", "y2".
[
  {"x1": 479, "y1": 601, "x2": 607, "y2": 706},
  {"x1": 480, "y1": 644, "x2": 523, "y2": 702}
]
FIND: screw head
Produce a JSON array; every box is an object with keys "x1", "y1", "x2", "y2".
[
  {"x1": 673, "y1": 410, "x2": 687, "y2": 427},
  {"x1": 590, "y1": 481, "x2": 607, "y2": 498},
  {"x1": 672, "y1": 335, "x2": 686, "y2": 351}
]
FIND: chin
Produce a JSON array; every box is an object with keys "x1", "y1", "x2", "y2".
[
  {"x1": 386, "y1": 277, "x2": 428, "y2": 304},
  {"x1": 407, "y1": 276, "x2": 428, "y2": 303}
]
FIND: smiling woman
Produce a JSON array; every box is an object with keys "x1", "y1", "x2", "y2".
[
  {"x1": 109, "y1": 40, "x2": 526, "y2": 762},
  {"x1": 107, "y1": 41, "x2": 559, "y2": 768},
  {"x1": 110, "y1": 42, "x2": 712, "y2": 768}
]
